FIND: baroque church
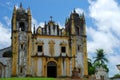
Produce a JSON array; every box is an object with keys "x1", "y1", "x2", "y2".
[{"x1": 0, "y1": 4, "x2": 88, "y2": 78}]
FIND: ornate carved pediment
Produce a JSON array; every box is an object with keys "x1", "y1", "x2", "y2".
[
  {"x1": 60, "y1": 41, "x2": 67, "y2": 46},
  {"x1": 36, "y1": 26, "x2": 42, "y2": 35},
  {"x1": 48, "y1": 40, "x2": 55, "y2": 44},
  {"x1": 36, "y1": 40, "x2": 44, "y2": 45}
]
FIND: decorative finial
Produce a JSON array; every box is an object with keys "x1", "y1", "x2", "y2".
[
  {"x1": 28, "y1": 7, "x2": 30, "y2": 10},
  {"x1": 13, "y1": 5, "x2": 16, "y2": 11},
  {"x1": 27, "y1": 7, "x2": 31, "y2": 15},
  {"x1": 20, "y1": 2, "x2": 22, "y2": 8},
  {"x1": 50, "y1": 16, "x2": 53, "y2": 21},
  {"x1": 65, "y1": 18, "x2": 68, "y2": 24},
  {"x1": 74, "y1": 8, "x2": 76, "y2": 13},
  {"x1": 33, "y1": 24, "x2": 35, "y2": 34},
  {"x1": 45, "y1": 21, "x2": 46, "y2": 25},
  {"x1": 82, "y1": 13, "x2": 85, "y2": 21},
  {"x1": 13, "y1": 5, "x2": 16, "y2": 14}
]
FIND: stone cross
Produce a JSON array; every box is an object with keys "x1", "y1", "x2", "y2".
[{"x1": 50, "y1": 16, "x2": 53, "y2": 21}]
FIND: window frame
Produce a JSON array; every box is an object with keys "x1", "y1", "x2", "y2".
[
  {"x1": 37, "y1": 45, "x2": 43, "y2": 52},
  {"x1": 61, "y1": 46, "x2": 66, "y2": 53}
]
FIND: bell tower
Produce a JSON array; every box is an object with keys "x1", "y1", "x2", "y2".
[
  {"x1": 65, "y1": 9, "x2": 88, "y2": 77},
  {"x1": 11, "y1": 3, "x2": 32, "y2": 77}
]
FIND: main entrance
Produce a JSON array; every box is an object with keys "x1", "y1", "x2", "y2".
[{"x1": 47, "y1": 61, "x2": 57, "y2": 78}]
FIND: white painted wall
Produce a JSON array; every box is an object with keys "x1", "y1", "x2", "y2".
[
  {"x1": 37, "y1": 38, "x2": 68, "y2": 57},
  {"x1": 95, "y1": 66, "x2": 109, "y2": 80},
  {"x1": 36, "y1": 37, "x2": 69, "y2": 76},
  {"x1": 70, "y1": 60, "x2": 72, "y2": 76},
  {"x1": 37, "y1": 58, "x2": 42, "y2": 76},
  {"x1": 76, "y1": 52, "x2": 84, "y2": 77},
  {"x1": 62, "y1": 59, "x2": 66, "y2": 76},
  {"x1": 0, "y1": 58, "x2": 12, "y2": 78}
]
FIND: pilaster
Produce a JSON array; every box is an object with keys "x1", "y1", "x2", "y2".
[
  {"x1": 83, "y1": 38, "x2": 88, "y2": 77},
  {"x1": 66, "y1": 58, "x2": 70, "y2": 77},
  {"x1": 72, "y1": 37, "x2": 76, "y2": 69},
  {"x1": 26, "y1": 33, "x2": 32, "y2": 76},
  {"x1": 12, "y1": 32, "x2": 18, "y2": 77}
]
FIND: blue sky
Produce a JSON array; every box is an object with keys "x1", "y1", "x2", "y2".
[{"x1": 0, "y1": 0, "x2": 120, "y2": 77}]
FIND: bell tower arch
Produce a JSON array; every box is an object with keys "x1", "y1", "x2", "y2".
[{"x1": 11, "y1": 3, "x2": 32, "y2": 77}]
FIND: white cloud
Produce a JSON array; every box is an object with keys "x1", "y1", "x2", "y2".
[
  {"x1": 6, "y1": 2, "x2": 11, "y2": 6},
  {"x1": 32, "y1": 17, "x2": 45, "y2": 27},
  {"x1": 57, "y1": 22, "x2": 64, "y2": 29},
  {"x1": 32, "y1": 17, "x2": 45, "y2": 32},
  {"x1": 87, "y1": 27, "x2": 120, "y2": 54},
  {"x1": 4, "y1": 16, "x2": 11, "y2": 27},
  {"x1": 0, "y1": 1, "x2": 12, "y2": 10},
  {"x1": 15, "y1": 5, "x2": 19, "y2": 9},
  {"x1": 89, "y1": 0, "x2": 120, "y2": 36},
  {"x1": 108, "y1": 53, "x2": 120, "y2": 75},
  {"x1": 75, "y1": 8, "x2": 84, "y2": 14},
  {"x1": 0, "y1": 22, "x2": 11, "y2": 49},
  {"x1": 38, "y1": 22, "x2": 45, "y2": 27},
  {"x1": 87, "y1": 0, "x2": 120, "y2": 77}
]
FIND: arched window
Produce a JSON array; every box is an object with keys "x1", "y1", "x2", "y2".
[{"x1": 19, "y1": 22, "x2": 25, "y2": 31}]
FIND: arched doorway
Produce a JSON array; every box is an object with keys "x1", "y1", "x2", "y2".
[{"x1": 47, "y1": 61, "x2": 57, "y2": 78}]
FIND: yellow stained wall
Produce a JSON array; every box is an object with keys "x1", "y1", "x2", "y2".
[
  {"x1": 42, "y1": 57, "x2": 45, "y2": 77},
  {"x1": 72, "y1": 37, "x2": 76, "y2": 69},
  {"x1": 83, "y1": 38, "x2": 88, "y2": 76},
  {"x1": 12, "y1": 7, "x2": 17, "y2": 76},
  {"x1": 26, "y1": 33, "x2": 32, "y2": 76},
  {"x1": 34, "y1": 57, "x2": 38, "y2": 76},
  {"x1": 83, "y1": 21, "x2": 88, "y2": 76},
  {"x1": 12, "y1": 32, "x2": 18, "y2": 76},
  {"x1": 67, "y1": 42, "x2": 70, "y2": 76},
  {"x1": 66, "y1": 58, "x2": 70, "y2": 77}
]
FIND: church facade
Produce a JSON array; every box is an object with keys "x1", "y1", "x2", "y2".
[{"x1": 0, "y1": 4, "x2": 88, "y2": 78}]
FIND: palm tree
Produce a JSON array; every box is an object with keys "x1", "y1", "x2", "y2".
[
  {"x1": 94, "y1": 49, "x2": 108, "y2": 65},
  {"x1": 94, "y1": 49, "x2": 109, "y2": 72},
  {"x1": 88, "y1": 58, "x2": 95, "y2": 75}
]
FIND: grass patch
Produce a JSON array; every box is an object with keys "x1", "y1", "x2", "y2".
[{"x1": 0, "y1": 78, "x2": 55, "y2": 80}]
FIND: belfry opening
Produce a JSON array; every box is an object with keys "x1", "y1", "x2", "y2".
[{"x1": 47, "y1": 61, "x2": 57, "y2": 78}]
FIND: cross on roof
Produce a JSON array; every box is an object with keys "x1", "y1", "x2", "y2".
[{"x1": 50, "y1": 16, "x2": 53, "y2": 21}]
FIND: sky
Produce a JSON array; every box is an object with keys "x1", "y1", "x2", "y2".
[{"x1": 0, "y1": 0, "x2": 120, "y2": 77}]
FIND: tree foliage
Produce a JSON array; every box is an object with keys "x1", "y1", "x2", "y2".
[
  {"x1": 113, "y1": 74, "x2": 120, "y2": 78},
  {"x1": 88, "y1": 58, "x2": 95, "y2": 75},
  {"x1": 94, "y1": 49, "x2": 109, "y2": 72},
  {"x1": 94, "y1": 49, "x2": 108, "y2": 65},
  {"x1": 88, "y1": 49, "x2": 109, "y2": 76}
]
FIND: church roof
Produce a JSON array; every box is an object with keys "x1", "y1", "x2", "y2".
[{"x1": 0, "y1": 46, "x2": 11, "y2": 52}]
